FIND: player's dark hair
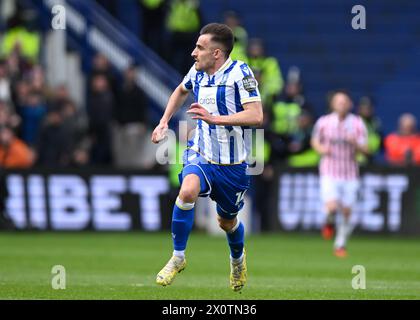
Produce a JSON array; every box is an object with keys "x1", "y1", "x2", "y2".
[
  {"x1": 331, "y1": 89, "x2": 352, "y2": 101},
  {"x1": 327, "y1": 89, "x2": 353, "y2": 110},
  {"x1": 200, "y1": 23, "x2": 234, "y2": 58}
]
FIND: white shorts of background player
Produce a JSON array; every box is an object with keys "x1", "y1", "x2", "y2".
[{"x1": 320, "y1": 175, "x2": 360, "y2": 209}]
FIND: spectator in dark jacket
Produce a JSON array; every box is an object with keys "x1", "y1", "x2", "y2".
[
  {"x1": 112, "y1": 65, "x2": 152, "y2": 168},
  {"x1": 88, "y1": 53, "x2": 118, "y2": 98},
  {"x1": 48, "y1": 84, "x2": 71, "y2": 113},
  {"x1": 36, "y1": 99, "x2": 86, "y2": 167},
  {"x1": 35, "y1": 110, "x2": 71, "y2": 166},
  {"x1": 87, "y1": 73, "x2": 114, "y2": 165},
  {"x1": 114, "y1": 65, "x2": 148, "y2": 126}
]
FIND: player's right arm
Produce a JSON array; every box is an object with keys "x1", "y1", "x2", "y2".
[
  {"x1": 151, "y1": 84, "x2": 189, "y2": 144},
  {"x1": 311, "y1": 137, "x2": 330, "y2": 155},
  {"x1": 311, "y1": 117, "x2": 330, "y2": 155}
]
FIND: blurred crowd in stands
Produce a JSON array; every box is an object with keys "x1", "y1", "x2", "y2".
[{"x1": 0, "y1": 0, "x2": 419, "y2": 173}]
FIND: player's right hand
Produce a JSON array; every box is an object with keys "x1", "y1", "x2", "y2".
[
  {"x1": 319, "y1": 144, "x2": 331, "y2": 156},
  {"x1": 151, "y1": 122, "x2": 168, "y2": 144}
]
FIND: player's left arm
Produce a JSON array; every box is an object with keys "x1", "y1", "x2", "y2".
[
  {"x1": 187, "y1": 101, "x2": 263, "y2": 127},
  {"x1": 354, "y1": 140, "x2": 370, "y2": 155},
  {"x1": 348, "y1": 117, "x2": 370, "y2": 155},
  {"x1": 352, "y1": 140, "x2": 369, "y2": 155}
]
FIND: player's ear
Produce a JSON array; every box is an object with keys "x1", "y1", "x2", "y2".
[{"x1": 214, "y1": 48, "x2": 222, "y2": 59}]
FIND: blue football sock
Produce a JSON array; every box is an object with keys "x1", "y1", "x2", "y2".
[
  {"x1": 171, "y1": 197, "x2": 195, "y2": 251},
  {"x1": 226, "y1": 220, "x2": 245, "y2": 259}
]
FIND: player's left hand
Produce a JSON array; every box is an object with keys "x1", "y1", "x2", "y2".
[
  {"x1": 346, "y1": 135, "x2": 370, "y2": 155},
  {"x1": 187, "y1": 103, "x2": 216, "y2": 124},
  {"x1": 345, "y1": 135, "x2": 358, "y2": 147}
]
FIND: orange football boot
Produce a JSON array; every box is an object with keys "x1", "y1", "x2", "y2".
[{"x1": 334, "y1": 247, "x2": 348, "y2": 258}]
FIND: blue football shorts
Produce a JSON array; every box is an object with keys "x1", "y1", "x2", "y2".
[{"x1": 178, "y1": 149, "x2": 251, "y2": 220}]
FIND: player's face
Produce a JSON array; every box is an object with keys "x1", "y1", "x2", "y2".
[
  {"x1": 191, "y1": 34, "x2": 218, "y2": 72},
  {"x1": 331, "y1": 93, "x2": 352, "y2": 116}
]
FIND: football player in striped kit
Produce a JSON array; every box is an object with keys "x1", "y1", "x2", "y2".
[
  {"x1": 152, "y1": 23, "x2": 263, "y2": 290},
  {"x1": 311, "y1": 90, "x2": 369, "y2": 257}
]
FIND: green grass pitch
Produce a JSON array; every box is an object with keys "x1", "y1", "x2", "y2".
[{"x1": 0, "y1": 232, "x2": 419, "y2": 299}]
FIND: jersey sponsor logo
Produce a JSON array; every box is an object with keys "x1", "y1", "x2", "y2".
[
  {"x1": 330, "y1": 138, "x2": 351, "y2": 145},
  {"x1": 242, "y1": 75, "x2": 257, "y2": 92},
  {"x1": 199, "y1": 97, "x2": 216, "y2": 105}
]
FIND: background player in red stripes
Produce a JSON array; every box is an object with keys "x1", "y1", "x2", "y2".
[{"x1": 311, "y1": 90, "x2": 369, "y2": 257}]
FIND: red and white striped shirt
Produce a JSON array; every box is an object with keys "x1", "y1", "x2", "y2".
[{"x1": 312, "y1": 112, "x2": 368, "y2": 180}]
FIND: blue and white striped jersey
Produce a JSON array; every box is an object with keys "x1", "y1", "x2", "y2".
[{"x1": 182, "y1": 58, "x2": 261, "y2": 165}]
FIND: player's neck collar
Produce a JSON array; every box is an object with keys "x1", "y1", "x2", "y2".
[
  {"x1": 210, "y1": 57, "x2": 232, "y2": 76},
  {"x1": 333, "y1": 111, "x2": 351, "y2": 122}
]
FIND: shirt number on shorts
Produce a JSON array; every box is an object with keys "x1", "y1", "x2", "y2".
[{"x1": 235, "y1": 190, "x2": 247, "y2": 206}]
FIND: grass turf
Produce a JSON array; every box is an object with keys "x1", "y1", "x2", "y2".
[{"x1": 0, "y1": 232, "x2": 419, "y2": 299}]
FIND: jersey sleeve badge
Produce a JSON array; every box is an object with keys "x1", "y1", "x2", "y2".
[{"x1": 242, "y1": 75, "x2": 257, "y2": 92}]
